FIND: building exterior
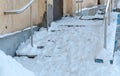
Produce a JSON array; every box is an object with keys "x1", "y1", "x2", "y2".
[
  {"x1": 0, "y1": 0, "x2": 117, "y2": 34},
  {"x1": 0, "y1": 0, "x2": 117, "y2": 56}
]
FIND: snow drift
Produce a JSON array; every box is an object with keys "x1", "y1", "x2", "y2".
[{"x1": 0, "y1": 50, "x2": 35, "y2": 76}]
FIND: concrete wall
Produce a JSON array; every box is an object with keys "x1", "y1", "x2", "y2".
[{"x1": 0, "y1": 26, "x2": 39, "y2": 56}]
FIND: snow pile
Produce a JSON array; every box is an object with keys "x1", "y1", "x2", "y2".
[
  {"x1": 0, "y1": 50, "x2": 35, "y2": 76},
  {"x1": 16, "y1": 28, "x2": 48, "y2": 55}
]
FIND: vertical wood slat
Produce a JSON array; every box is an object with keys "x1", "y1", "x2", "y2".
[
  {"x1": 38, "y1": 0, "x2": 46, "y2": 24},
  {"x1": 0, "y1": 0, "x2": 15, "y2": 34},
  {"x1": 32, "y1": 0, "x2": 39, "y2": 25},
  {"x1": 0, "y1": 0, "x2": 46, "y2": 34},
  {"x1": 0, "y1": 0, "x2": 106, "y2": 34},
  {"x1": 12, "y1": 0, "x2": 30, "y2": 31},
  {"x1": 0, "y1": 0, "x2": 6, "y2": 34}
]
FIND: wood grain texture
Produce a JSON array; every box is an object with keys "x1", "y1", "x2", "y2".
[
  {"x1": 0, "y1": 0, "x2": 46, "y2": 34},
  {"x1": 0, "y1": 0, "x2": 106, "y2": 34}
]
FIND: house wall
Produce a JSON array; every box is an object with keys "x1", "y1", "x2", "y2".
[
  {"x1": 63, "y1": 0, "x2": 99, "y2": 16},
  {"x1": 0, "y1": 0, "x2": 113, "y2": 35},
  {"x1": 63, "y1": 0, "x2": 115, "y2": 16},
  {"x1": 0, "y1": 0, "x2": 46, "y2": 35}
]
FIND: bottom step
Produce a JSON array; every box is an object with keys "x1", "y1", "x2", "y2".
[
  {"x1": 94, "y1": 59, "x2": 113, "y2": 64},
  {"x1": 16, "y1": 55, "x2": 37, "y2": 58},
  {"x1": 95, "y1": 59, "x2": 104, "y2": 63}
]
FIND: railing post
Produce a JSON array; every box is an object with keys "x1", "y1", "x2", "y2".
[
  {"x1": 78, "y1": 0, "x2": 80, "y2": 16},
  {"x1": 76, "y1": 0, "x2": 83, "y2": 16},
  {"x1": 104, "y1": 15, "x2": 107, "y2": 49},
  {"x1": 104, "y1": 0, "x2": 112, "y2": 48},
  {"x1": 108, "y1": 6, "x2": 110, "y2": 25},
  {"x1": 30, "y1": 6, "x2": 34, "y2": 47},
  {"x1": 80, "y1": 0, "x2": 83, "y2": 17}
]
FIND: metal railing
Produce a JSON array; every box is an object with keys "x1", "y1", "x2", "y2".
[
  {"x1": 4, "y1": 0, "x2": 34, "y2": 14},
  {"x1": 104, "y1": 0, "x2": 112, "y2": 48},
  {"x1": 76, "y1": 0, "x2": 83, "y2": 16},
  {"x1": 4, "y1": 0, "x2": 34, "y2": 47}
]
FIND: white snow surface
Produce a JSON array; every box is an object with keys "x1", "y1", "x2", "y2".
[
  {"x1": 118, "y1": 0, "x2": 120, "y2": 8},
  {"x1": 15, "y1": 13, "x2": 120, "y2": 76},
  {"x1": 0, "y1": 50, "x2": 35, "y2": 76}
]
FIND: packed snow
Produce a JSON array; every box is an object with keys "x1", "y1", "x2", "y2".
[
  {"x1": 0, "y1": 50, "x2": 35, "y2": 76},
  {"x1": 14, "y1": 11, "x2": 120, "y2": 76}
]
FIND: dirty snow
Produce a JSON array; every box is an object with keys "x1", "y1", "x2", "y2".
[
  {"x1": 14, "y1": 11, "x2": 120, "y2": 76},
  {"x1": 0, "y1": 50, "x2": 35, "y2": 76}
]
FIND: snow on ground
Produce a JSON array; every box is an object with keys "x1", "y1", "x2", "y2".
[
  {"x1": 14, "y1": 12, "x2": 120, "y2": 76},
  {"x1": 118, "y1": 0, "x2": 120, "y2": 8},
  {"x1": 0, "y1": 50, "x2": 35, "y2": 76}
]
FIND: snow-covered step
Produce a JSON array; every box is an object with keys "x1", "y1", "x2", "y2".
[
  {"x1": 95, "y1": 48, "x2": 114, "y2": 64},
  {"x1": 16, "y1": 13, "x2": 117, "y2": 66},
  {"x1": 95, "y1": 13, "x2": 117, "y2": 64}
]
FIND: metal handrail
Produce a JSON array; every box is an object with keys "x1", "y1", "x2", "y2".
[
  {"x1": 76, "y1": 0, "x2": 83, "y2": 16},
  {"x1": 105, "y1": 0, "x2": 111, "y2": 16},
  {"x1": 4, "y1": 0, "x2": 34, "y2": 14},
  {"x1": 4, "y1": 0, "x2": 34, "y2": 47},
  {"x1": 104, "y1": 0, "x2": 111, "y2": 48}
]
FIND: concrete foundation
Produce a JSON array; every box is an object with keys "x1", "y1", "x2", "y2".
[{"x1": 0, "y1": 26, "x2": 40, "y2": 56}]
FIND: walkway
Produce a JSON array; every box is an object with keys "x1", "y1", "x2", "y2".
[{"x1": 15, "y1": 13, "x2": 118, "y2": 76}]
